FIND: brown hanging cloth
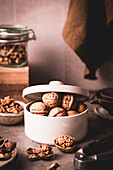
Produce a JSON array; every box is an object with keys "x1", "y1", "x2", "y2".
[{"x1": 62, "y1": 0, "x2": 112, "y2": 80}]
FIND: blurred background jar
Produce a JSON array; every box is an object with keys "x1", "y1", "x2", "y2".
[{"x1": 0, "y1": 25, "x2": 36, "y2": 67}]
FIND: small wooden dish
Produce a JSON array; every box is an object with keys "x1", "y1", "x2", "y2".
[
  {"x1": 0, "y1": 148, "x2": 18, "y2": 169},
  {"x1": 54, "y1": 135, "x2": 76, "y2": 153}
]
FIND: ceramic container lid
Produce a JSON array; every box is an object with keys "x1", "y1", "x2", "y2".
[{"x1": 22, "y1": 81, "x2": 89, "y2": 102}]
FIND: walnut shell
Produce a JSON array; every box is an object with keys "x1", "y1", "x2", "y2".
[
  {"x1": 67, "y1": 110, "x2": 78, "y2": 116},
  {"x1": 78, "y1": 103, "x2": 86, "y2": 113},
  {"x1": 46, "y1": 162, "x2": 59, "y2": 170},
  {"x1": 29, "y1": 102, "x2": 48, "y2": 116},
  {"x1": 28, "y1": 153, "x2": 40, "y2": 161},
  {"x1": 62, "y1": 94, "x2": 77, "y2": 110},
  {"x1": 54, "y1": 135, "x2": 76, "y2": 153},
  {"x1": 26, "y1": 148, "x2": 41, "y2": 154},
  {"x1": 5, "y1": 141, "x2": 16, "y2": 152},
  {"x1": 48, "y1": 107, "x2": 66, "y2": 117},
  {"x1": 42, "y1": 92, "x2": 61, "y2": 109},
  {"x1": 4, "y1": 153, "x2": 12, "y2": 160},
  {"x1": 40, "y1": 144, "x2": 52, "y2": 152},
  {"x1": 0, "y1": 139, "x2": 17, "y2": 161},
  {"x1": 26, "y1": 144, "x2": 53, "y2": 160},
  {"x1": 38, "y1": 151, "x2": 53, "y2": 160}
]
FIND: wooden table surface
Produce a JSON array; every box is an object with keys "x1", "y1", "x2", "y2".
[
  {"x1": 0, "y1": 100, "x2": 113, "y2": 170},
  {"x1": 0, "y1": 67, "x2": 113, "y2": 169}
]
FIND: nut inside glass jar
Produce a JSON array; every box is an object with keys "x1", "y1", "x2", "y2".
[
  {"x1": 0, "y1": 25, "x2": 36, "y2": 67},
  {"x1": 0, "y1": 42, "x2": 27, "y2": 67}
]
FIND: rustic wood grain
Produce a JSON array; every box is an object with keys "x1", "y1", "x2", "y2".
[
  {"x1": 0, "y1": 66, "x2": 29, "y2": 84},
  {"x1": 0, "y1": 66, "x2": 29, "y2": 101}
]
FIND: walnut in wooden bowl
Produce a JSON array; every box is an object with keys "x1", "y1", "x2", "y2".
[{"x1": 54, "y1": 135, "x2": 76, "y2": 153}]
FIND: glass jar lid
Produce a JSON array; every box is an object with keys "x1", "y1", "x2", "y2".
[{"x1": 0, "y1": 25, "x2": 36, "y2": 43}]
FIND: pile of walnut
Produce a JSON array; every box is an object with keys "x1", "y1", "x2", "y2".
[
  {"x1": 26, "y1": 144, "x2": 53, "y2": 161},
  {"x1": 54, "y1": 135, "x2": 76, "y2": 152},
  {"x1": 0, "y1": 44, "x2": 26, "y2": 65},
  {"x1": 29, "y1": 92, "x2": 86, "y2": 117},
  {"x1": 0, "y1": 96, "x2": 22, "y2": 114},
  {"x1": 26, "y1": 144, "x2": 59, "y2": 170},
  {"x1": 0, "y1": 139, "x2": 16, "y2": 160}
]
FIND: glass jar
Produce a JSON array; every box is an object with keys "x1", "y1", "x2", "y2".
[{"x1": 0, "y1": 25, "x2": 36, "y2": 67}]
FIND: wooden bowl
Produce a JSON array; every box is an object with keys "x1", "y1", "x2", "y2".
[
  {"x1": 0, "y1": 148, "x2": 18, "y2": 170},
  {"x1": 54, "y1": 135, "x2": 76, "y2": 153}
]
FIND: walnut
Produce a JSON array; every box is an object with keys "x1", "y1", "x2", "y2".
[
  {"x1": 0, "y1": 44, "x2": 27, "y2": 65},
  {"x1": 40, "y1": 144, "x2": 52, "y2": 154},
  {"x1": 28, "y1": 154, "x2": 40, "y2": 161},
  {"x1": 0, "y1": 96, "x2": 22, "y2": 114},
  {"x1": 0, "y1": 139, "x2": 16, "y2": 161},
  {"x1": 26, "y1": 148, "x2": 41, "y2": 154},
  {"x1": 48, "y1": 107, "x2": 66, "y2": 117},
  {"x1": 26, "y1": 144, "x2": 53, "y2": 161},
  {"x1": 29, "y1": 102, "x2": 48, "y2": 116},
  {"x1": 62, "y1": 94, "x2": 77, "y2": 110},
  {"x1": 42, "y1": 92, "x2": 61, "y2": 109},
  {"x1": 78, "y1": 103, "x2": 86, "y2": 113},
  {"x1": 4, "y1": 153, "x2": 12, "y2": 160},
  {"x1": 67, "y1": 110, "x2": 78, "y2": 116},
  {"x1": 5, "y1": 141, "x2": 16, "y2": 152},
  {"x1": 46, "y1": 162, "x2": 59, "y2": 170},
  {"x1": 54, "y1": 135, "x2": 76, "y2": 152}
]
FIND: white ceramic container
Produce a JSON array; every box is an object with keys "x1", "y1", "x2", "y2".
[
  {"x1": 24, "y1": 103, "x2": 88, "y2": 145},
  {"x1": 23, "y1": 81, "x2": 89, "y2": 145}
]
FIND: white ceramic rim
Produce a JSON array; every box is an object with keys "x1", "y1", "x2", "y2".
[{"x1": 22, "y1": 84, "x2": 89, "y2": 102}]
